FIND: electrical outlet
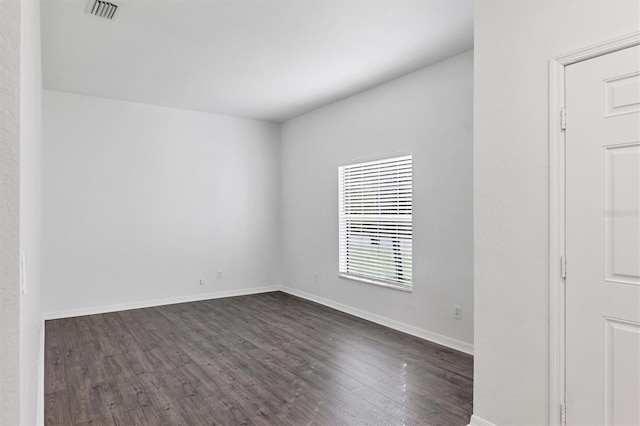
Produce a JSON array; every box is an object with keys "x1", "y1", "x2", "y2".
[
  {"x1": 454, "y1": 305, "x2": 462, "y2": 320},
  {"x1": 199, "y1": 278, "x2": 206, "y2": 285},
  {"x1": 217, "y1": 271, "x2": 222, "y2": 279},
  {"x1": 314, "y1": 273, "x2": 319, "y2": 283}
]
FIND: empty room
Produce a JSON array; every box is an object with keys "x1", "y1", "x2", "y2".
[{"x1": 1, "y1": 0, "x2": 639, "y2": 425}]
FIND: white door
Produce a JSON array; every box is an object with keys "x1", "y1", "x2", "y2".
[{"x1": 566, "y1": 45, "x2": 640, "y2": 426}]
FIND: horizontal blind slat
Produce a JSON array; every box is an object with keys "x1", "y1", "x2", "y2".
[
  {"x1": 342, "y1": 155, "x2": 412, "y2": 170},
  {"x1": 340, "y1": 231, "x2": 413, "y2": 238},
  {"x1": 344, "y1": 163, "x2": 412, "y2": 175},
  {"x1": 343, "y1": 270, "x2": 412, "y2": 286},
  {"x1": 340, "y1": 243, "x2": 413, "y2": 254},
  {"x1": 342, "y1": 180, "x2": 412, "y2": 190},
  {"x1": 344, "y1": 264, "x2": 412, "y2": 280},
  {"x1": 342, "y1": 257, "x2": 412, "y2": 270}
]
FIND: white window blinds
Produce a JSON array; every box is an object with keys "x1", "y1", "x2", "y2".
[{"x1": 338, "y1": 154, "x2": 412, "y2": 289}]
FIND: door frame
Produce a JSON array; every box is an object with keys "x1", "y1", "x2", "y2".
[{"x1": 548, "y1": 31, "x2": 640, "y2": 426}]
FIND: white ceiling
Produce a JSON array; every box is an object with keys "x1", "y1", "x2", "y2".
[{"x1": 41, "y1": 0, "x2": 473, "y2": 122}]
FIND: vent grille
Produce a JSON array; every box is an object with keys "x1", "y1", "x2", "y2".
[{"x1": 90, "y1": 0, "x2": 118, "y2": 19}]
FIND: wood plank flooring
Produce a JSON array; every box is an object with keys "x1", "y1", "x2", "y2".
[{"x1": 45, "y1": 291, "x2": 473, "y2": 425}]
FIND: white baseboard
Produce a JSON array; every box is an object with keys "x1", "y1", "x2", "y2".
[
  {"x1": 280, "y1": 286, "x2": 474, "y2": 355},
  {"x1": 468, "y1": 415, "x2": 497, "y2": 426},
  {"x1": 37, "y1": 318, "x2": 45, "y2": 426},
  {"x1": 42, "y1": 285, "x2": 280, "y2": 320}
]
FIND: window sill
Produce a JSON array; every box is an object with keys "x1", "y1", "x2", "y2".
[{"x1": 338, "y1": 273, "x2": 413, "y2": 293}]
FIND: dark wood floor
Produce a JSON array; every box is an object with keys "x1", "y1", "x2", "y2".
[{"x1": 45, "y1": 291, "x2": 473, "y2": 425}]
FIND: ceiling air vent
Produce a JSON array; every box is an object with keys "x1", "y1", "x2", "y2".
[{"x1": 89, "y1": 0, "x2": 118, "y2": 19}]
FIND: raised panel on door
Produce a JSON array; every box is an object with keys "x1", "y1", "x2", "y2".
[
  {"x1": 603, "y1": 318, "x2": 640, "y2": 425},
  {"x1": 604, "y1": 143, "x2": 640, "y2": 286}
]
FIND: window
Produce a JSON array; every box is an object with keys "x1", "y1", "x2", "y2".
[{"x1": 338, "y1": 154, "x2": 412, "y2": 290}]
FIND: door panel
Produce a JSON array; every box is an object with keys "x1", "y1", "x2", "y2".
[
  {"x1": 604, "y1": 318, "x2": 640, "y2": 425},
  {"x1": 565, "y1": 45, "x2": 640, "y2": 426},
  {"x1": 604, "y1": 143, "x2": 640, "y2": 286},
  {"x1": 604, "y1": 72, "x2": 640, "y2": 117}
]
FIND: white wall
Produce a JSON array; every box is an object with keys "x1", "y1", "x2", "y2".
[
  {"x1": 42, "y1": 91, "x2": 281, "y2": 316},
  {"x1": 19, "y1": 0, "x2": 43, "y2": 424},
  {"x1": 280, "y1": 51, "x2": 474, "y2": 351},
  {"x1": 0, "y1": 0, "x2": 22, "y2": 424},
  {"x1": 473, "y1": 1, "x2": 640, "y2": 425},
  {"x1": 0, "y1": 0, "x2": 43, "y2": 423}
]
